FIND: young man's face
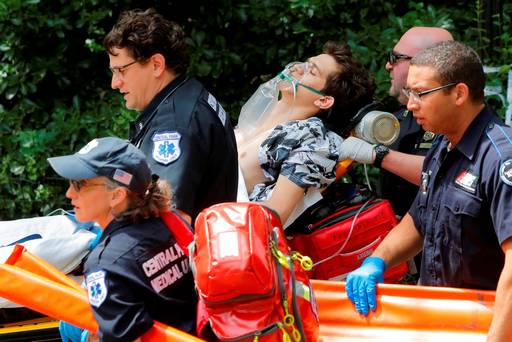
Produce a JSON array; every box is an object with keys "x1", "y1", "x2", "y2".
[
  {"x1": 109, "y1": 47, "x2": 157, "y2": 112},
  {"x1": 282, "y1": 53, "x2": 339, "y2": 102},
  {"x1": 405, "y1": 65, "x2": 456, "y2": 134}
]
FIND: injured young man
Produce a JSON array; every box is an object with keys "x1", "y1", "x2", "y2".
[{"x1": 236, "y1": 41, "x2": 375, "y2": 227}]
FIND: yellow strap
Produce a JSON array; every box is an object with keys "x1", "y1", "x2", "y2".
[{"x1": 270, "y1": 241, "x2": 290, "y2": 269}]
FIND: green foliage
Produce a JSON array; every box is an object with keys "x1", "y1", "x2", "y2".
[
  {"x1": 0, "y1": 0, "x2": 135, "y2": 218},
  {"x1": 1, "y1": 0, "x2": 511, "y2": 219}
]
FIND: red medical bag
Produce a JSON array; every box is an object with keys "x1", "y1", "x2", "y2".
[
  {"x1": 192, "y1": 202, "x2": 319, "y2": 341},
  {"x1": 287, "y1": 199, "x2": 408, "y2": 282}
]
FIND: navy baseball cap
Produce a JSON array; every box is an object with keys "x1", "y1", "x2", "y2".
[{"x1": 48, "y1": 137, "x2": 152, "y2": 194}]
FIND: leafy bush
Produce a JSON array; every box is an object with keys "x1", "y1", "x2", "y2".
[
  {"x1": 0, "y1": 0, "x2": 510, "y2": 219},
  {"x1": 0, "y1": 0, "x2": 134, "y2": 218}
]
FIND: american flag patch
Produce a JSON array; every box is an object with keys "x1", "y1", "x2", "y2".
[{"x1": 113, "y1": 169, "x2": 133, "y2": 186}]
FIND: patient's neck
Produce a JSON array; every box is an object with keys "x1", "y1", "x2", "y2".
[{"x1": 261, "y1": 101, "x2": 316, "y2": 131}]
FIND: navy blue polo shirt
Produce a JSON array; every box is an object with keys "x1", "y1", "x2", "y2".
[
  {"x1": 378, "y1": 107, "x2": 436, "y2": 216},
  {"x1": 409, "y1": 106, "x2": 512, "y2": 289}
]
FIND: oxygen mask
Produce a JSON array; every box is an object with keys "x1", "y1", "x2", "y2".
[
  {"x1": 278, "y1": 61, "x2": 325, "y2": 96},
  {"x1": 236, "y1": 61, "x2": 325, "y2": 143},
  {"x1": 236, "y1": 73, "x2": 283, "y2": 142}
]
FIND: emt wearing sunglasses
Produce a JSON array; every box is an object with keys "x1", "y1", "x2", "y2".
[
  {"x1": 338, "y1": 27, "x2": 453, "y2": 219},
  {"x1": 52, "y1": 137, "x2": 196, "y2": 342}
]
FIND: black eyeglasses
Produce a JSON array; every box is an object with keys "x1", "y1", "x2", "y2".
[
  {"x1": 109, "y1": 60, "x2": 138, "y2": 77},
  {"x1": 388, "y1": 51, "x2": 413, "y2": 65},
  {"x1": 69, "y1": 180, "x2": 107, "y2": 192},
  {"x1": 402, "y1": 83, "x2": 457, "y2": 103}
]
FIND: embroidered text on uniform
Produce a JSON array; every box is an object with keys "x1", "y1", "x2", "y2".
[{"x1": 142, "y1": 243, "x2": 185, "y2": 277}]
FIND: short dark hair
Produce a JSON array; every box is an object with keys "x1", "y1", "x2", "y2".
[
  {"x1": 320, "y1": 41, "x2": 376, "y2": 135},
  {"x1": 103, "y1": 8, "x2": 189, "y2": 75},
  {"x1": 411, "y1": 41, "x2": 485, "y2": 102}
]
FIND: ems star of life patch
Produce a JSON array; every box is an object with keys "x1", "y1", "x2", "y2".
[
  {"x1": 86, "y1": 270, "x2": 107, "y2": 308},
  {"x1": 500, "y1": 159, "x2": 512, "y2": 186},
  {"x1": 152, "y1": 131, "x2": 181, "y2": 165}
]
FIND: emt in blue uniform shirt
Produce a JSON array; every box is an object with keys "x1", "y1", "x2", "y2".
[
  {"x1": 104, "y1": 9, "x2": 238, "y2": 222},
  {"x1": 50, "y1": 137, "x2": 196, "y2": 342},
  {"x1": 344, "y1": 41, "x2": 512, "y2": 341}
]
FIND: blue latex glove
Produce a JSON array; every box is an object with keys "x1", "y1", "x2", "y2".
[
  {"x1": 345, "y1": 256, "x2": 386, "y2": 315},
  {"x1": 59, "y1": 321, "x2": 84, "y2": 342}
]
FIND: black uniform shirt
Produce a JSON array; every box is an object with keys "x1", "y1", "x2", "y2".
[
  {"x1": 129, "y1": 75, "x2": 238, "y2": 219},
  {"x1": 409, "y1": 106, "x2": 512, "y2": 289},
  {"x1": 83, "y1": 217, "x2": 196, "y2": 341},
  {"x1": 378, "y1": 107, "x2": 436, "y2": 216}
]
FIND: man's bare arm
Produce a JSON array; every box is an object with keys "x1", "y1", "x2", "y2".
[
  {"x1": 263, "y1": 175, "x2": 305, "y2": 225},
  {"x1": 373, "y1": 213, "x2": 423, "y2": 267},
  {"x1": 381, "y1": 150, "x2": 424, "y2": 186}
]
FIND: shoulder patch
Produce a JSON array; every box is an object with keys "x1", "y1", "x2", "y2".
[
  {"x1": 86, "y1": 270, "x2": 107, "y2": 308},
  {"x1": 207, "y1": 93, "x2": 218, "y2": 112},
  {"x1": 207, "y1": 92, "x2": 227, "y2": 126},
  {"x1": 217, "y1": 103, "x2": 227, "y2": 126},
  {"x1": 500, "y1": 159, "x2": 512, "y2": 186},
  {"x1": 152, "y1": 131, "x2": 182, "y2": 165}
]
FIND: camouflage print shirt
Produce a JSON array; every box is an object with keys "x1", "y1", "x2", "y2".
[{"x1": 249, "y1": 117, "x2": 343, "y2": 202}]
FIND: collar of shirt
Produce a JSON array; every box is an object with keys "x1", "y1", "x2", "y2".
[
  {"x1": 131, "y1": 73, "x2": 188, "y2": 137},
  {"x1": 451, "y1": 106, "x2": 496, "y2": 161},
  {"x1": 100, "y1": 218, "x2": 133, "y2": 243}
]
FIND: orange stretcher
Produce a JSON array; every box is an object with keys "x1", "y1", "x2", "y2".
[
  {"x1": 314, "y1": 280, "x2": 493, "y2": 341},
  {"x1": 0, "y1": 245, "x2": 495, "y2": 341},
  {"x1": 0, "y1": 245, "x2": 202, "y2": 341}
]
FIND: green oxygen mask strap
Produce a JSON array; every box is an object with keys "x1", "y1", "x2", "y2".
[{"x1": 277, "y1": 71, "x2": 325, "y2": 96}]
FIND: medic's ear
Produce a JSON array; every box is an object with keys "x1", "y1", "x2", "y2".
[
  {"x1": 110, "y1": 186, "x2": 129, "y2": 208},
  {"x1": 149, "y1": 53, "x2": 166, "y2": 76},
  {"x1": 454, "y1": 82, "x2": 470, "y2": 106},
  {"x1": 314, "y1": 95, "x2": 335, "y2": 110}
]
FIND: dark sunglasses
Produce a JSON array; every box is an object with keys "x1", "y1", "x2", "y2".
[
  {"x1": 69, "y1": 180, "x2": 106, "y2": 192},
  {"x1": 388, "y1": 51, "x2": 413, "y2": 65}
]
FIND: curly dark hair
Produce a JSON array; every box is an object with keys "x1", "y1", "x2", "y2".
[
  {"x1": 103, "y1": 8, "x2": 189, "y2": 75},
  {"x1": 319, "y1": 41, "x2": 376, "y2": 136},
  {"x1": 107, "y1": 177, "x2": 174, "y2": 223}
]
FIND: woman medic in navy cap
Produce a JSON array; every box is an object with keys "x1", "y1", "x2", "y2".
[{"x1": 49, "y1": 137, "x2": 196, "y2": 341}]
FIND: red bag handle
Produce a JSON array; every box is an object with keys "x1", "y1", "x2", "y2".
[{"x1": 160, "y1": 210, "x2": 194, "y2": 257}]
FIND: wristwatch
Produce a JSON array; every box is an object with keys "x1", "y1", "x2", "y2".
[{"x1": 373, "y1": 144, "x2": 390, "y2": 168}]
